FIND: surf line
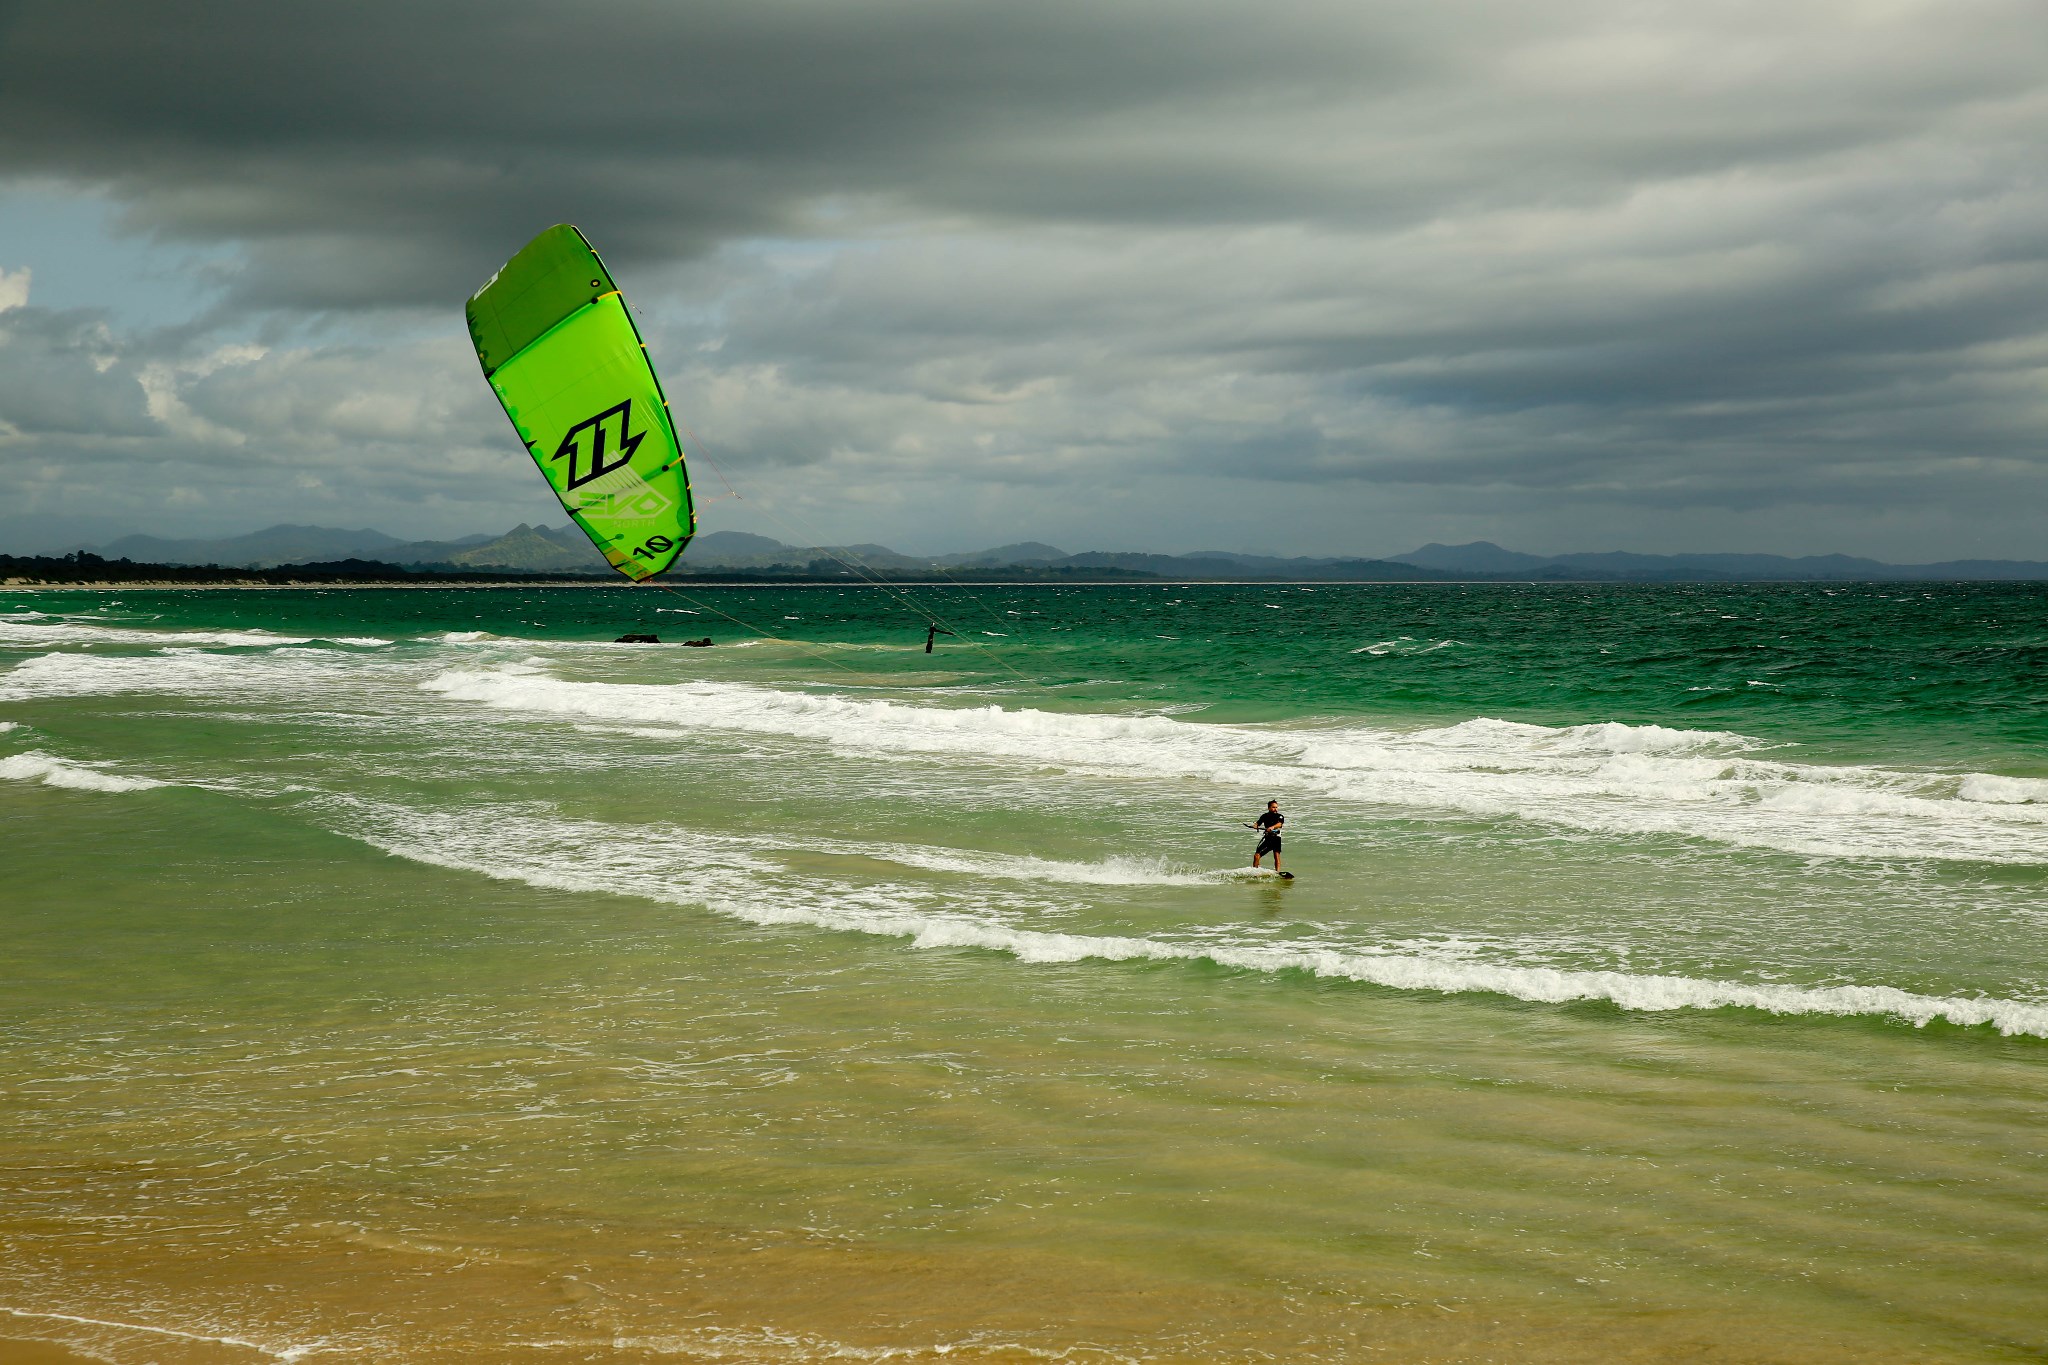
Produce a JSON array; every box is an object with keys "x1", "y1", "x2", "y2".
[
  {"x1": 347, "y1": 821, "x2": 2048, "y2": 1039},
  {"x1": 0, "y1": 1306, "x2": 326, "y2": 1363},
  {"x1": 746, "y1": 917, "x2": 2048, "y2": 1037}
]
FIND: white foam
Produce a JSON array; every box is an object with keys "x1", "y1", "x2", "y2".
[
  {"x1": 422, "y1": 668, "x2": 1257, "y2": 760},
  {"x1": 1759, "y1": 780, "x2": 2046, "y2": 824},
  {"x1": 1960, "y1": 773, "x2": 2048, "y2": 804},
  {"x1": 520, "y1": 1326, "x2": 1063, "y2": 1362},
  {"x1": 1352, "y1": 637, "x2": 1461, "y2": 656},
  {"x1": 996, "y1": 935, "x2": 2048, "y2": 1038},
  {"x1": 791, "y1": 840, "x2": 1223, "y2": 887},
  {"x1": 333, "y1": 802, "x2": 2048, "y2": 1038},
  {"x1": 1, "y1": 648, "x2": 377, "y2": 700},
  {"x1": 0, "y1": 1305, "x2": 322, "y2": 1364},
  {"x1": 417, "y1": 668, "x2": 2048, "y2": 866},
  {"x1": 13, "y1": 635, "x2": 2044, "y2": 871},
  {"x1": 0, "y1": 751, "x2": 167, "y2": 791},
  {"x1": 1406, "y1": 716, "x2": 1750, "y2": 756},
  {"x1": 0, "y1": 619, "x2": 389, "y2": 649}
]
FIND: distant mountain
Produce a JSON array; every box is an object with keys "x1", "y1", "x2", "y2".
[
  {"x1": 427, "y1": 524, "x2": 608, "y2": 573},
  {"x1": 98, "y1": 524, "x2": 410, "y2": 567},
  {"x1": 1038, "y1": 549, "x2": 1444, "y2": 580},
  {"x1": 79, "y1": 522, "x2": 605, "y2": 574},
  {"x1": 937, "y1": 541, "x2": 1069, "y2": 567},
  {"x1": 681, "y1": 532, "x2": 924, "y2": 571},
  {"x1": 1169, "y1": 549, "x2": 1450, "y2": 578},
  {"x1": 830, "y1": 543, "x2": 930, "y2": 570},
  {"x1": 1395, "y1": 541, "x2": 1550, "y2": 573},
  {"x1": 346, "y1": 532, "x2": 514, "y2": 566},
  {"x1": 71, "y1": 524, "x2": 2048, "y2": 582},
  {"x1": 688, "y1": 531, "x2": 794, "y2": 563}
]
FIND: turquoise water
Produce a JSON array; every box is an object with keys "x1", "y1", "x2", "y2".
[{"x1": 2, "y1": 583, "x2": 2045, "y2": 1363}]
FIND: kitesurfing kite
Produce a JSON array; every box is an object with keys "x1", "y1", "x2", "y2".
[{"x1": 466, "y1": 225, "x2": 696, "y2": 580}]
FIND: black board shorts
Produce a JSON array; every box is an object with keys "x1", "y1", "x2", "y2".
[{"x1": 1255, "y1": 833, "x2": 1282, "y2": 856}]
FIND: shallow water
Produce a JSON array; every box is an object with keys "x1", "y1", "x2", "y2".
[{"x1": 2, "y1": 582, "x2": 2045, "y2": 1362}]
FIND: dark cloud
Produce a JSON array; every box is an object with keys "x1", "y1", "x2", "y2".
[
  {"x1": 0, "y1": 0, "x2": 1405, "y2": 306},
  {"x1": 1, "y1": 0, "x2": 2045, "y2": 558}
]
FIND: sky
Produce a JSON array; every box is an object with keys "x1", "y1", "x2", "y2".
[{"x1": 1, "y1": 0, "x2": 2045, "y2": 562}]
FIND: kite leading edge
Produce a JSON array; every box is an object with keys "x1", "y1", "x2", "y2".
[{"x1": 466, "y1": 224, "x2": 695, "y2": 580}]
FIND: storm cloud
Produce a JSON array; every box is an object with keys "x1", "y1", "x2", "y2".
[{"x1": 2, "y1": 0, "x2": 2044, "y2": 557}]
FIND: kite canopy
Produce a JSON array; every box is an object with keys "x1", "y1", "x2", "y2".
[{"x1": 466, "y1": 225, "x2": 695, "y2": 580}]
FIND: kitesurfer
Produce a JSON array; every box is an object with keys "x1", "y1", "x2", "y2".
[
  {"x1": 1248, "y1": 801, "x2": 1284, "y2": 872},
  {"x1": 925, "y1": 623, "x2": 955, "y2": 654}
]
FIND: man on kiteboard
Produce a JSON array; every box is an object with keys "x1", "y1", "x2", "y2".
[{"x1": 1249, "y1": 801, "x2": 1285, "y2": 873}]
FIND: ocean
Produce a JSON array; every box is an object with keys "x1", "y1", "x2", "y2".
[{"x1": 2, "y1": 581, "x2": 2044, "y2": 1363}]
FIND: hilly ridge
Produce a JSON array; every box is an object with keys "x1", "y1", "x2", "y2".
[{"x1": 53, "y1": 527, "x2": 2048, "y2": 582}]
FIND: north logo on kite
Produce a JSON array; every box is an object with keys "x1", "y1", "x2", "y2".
[{"x1": 553, "y1": 400, "x2": 644, "y2": 490}]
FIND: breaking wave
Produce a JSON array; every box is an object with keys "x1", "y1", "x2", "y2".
[
  {"x1": 330, "y1": 801, "x2": 2048, "y2": 1038},
  {"x1": 0, "y1": 619, "x2": 389, "y2": 649},
  {"x1": 419, "y1": 669, "x2": 2048, "y2": 865},
  {"x1": 0, "y1": 750, "x2": 169, "y2": 792}
]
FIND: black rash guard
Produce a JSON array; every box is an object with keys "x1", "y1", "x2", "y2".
[{"x1": 1254, "y1": 809, "x2": 1283, "y2": 851}]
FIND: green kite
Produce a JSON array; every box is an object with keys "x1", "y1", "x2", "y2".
[{"x1": 467, "y1": 225, "x2": 695, "y2": 580}]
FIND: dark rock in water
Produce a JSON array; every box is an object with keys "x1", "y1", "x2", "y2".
[
  {"x1": 682, "y1": 637, "x2": 714, "y2": 647},
  {"x1": 614, "y1": 633, "x2": 660, "y2": 643}
]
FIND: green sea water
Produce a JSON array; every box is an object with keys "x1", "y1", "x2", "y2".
[{"x1": 3, "y1": 582, "x2": 2045, "y2": 1363}]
